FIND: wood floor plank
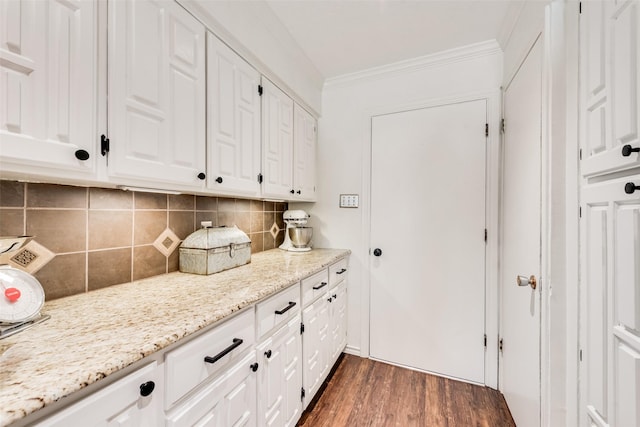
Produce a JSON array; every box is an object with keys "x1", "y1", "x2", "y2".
[{"x1": 297, "y1": 354, "x2": 515, "y2": 427}]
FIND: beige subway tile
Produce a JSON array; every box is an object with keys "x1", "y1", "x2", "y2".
[
  {"x1": 0, "y1": 181, "x2": 24, "y2": 207},
  {"x1": 196, "y1": 196, "x2": 217, "y2": 211},
  {"x1": 88, "y1": 211, "x2": 133, "y2": 250},
  {"x1": 250, "y1": 232, "x2": 263, "y2": 253},
  {"x1": 218, "y1": 197, "x2": 236, "y2": 212},
  {"x1": 27, "y1": 183, "x2": 86, "y2": 208},
  {"x1": 88, "y1": 248, "x2": 132, "y2": 291},
  {"x1": 35, "y1": 253, "x2": 86, "y2": 300},
  {"x1": 236, "y1": 199, "x2": 250, "y2": 212},
  {"x1": 0, "y1": 209, "x2": 24, "y2": 236},
  {"x1": 134, "y1": 211, "x2": 167, "y2": 245},
  {"x1": 235, "y1": 212, "x2": 251, "y2": 235},
  {"x1": 133, "y1": 245, "x2": 166, "y2": 281},
  {"x1": 169, "y1": 211, "x2": 195, "y2": 240},
  {"x1": 134, "y1": 192, "x2": 167, "y2": 209},
  {"x1": 168, "y1": 194, "x2": 195, "y2": 210},
  {"x1": 89, "y1": 188, "x2": 133, "y2": 210},
  {"x1": 218, "y1": 212, "x2": 236, "y2": 227},
  {"x1": 26, "y1": 210, "x2": 86, "y2": 253},
  {"x1": 264, "y1": 201, "x2": 275, "y2": 212},
  {"x1": 263, "y1": 232, "x2": 275, "y2": 251},
  {"x1": 263, "y1": 212, "x2": 275, "y2": 232},
  {"x1": 250, "y1": 200, "x2": 264, "y2": 212}
]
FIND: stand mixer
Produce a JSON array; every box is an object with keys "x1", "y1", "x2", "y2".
[{"x1": 279, "y1": 210, "x2": 312, "y2": 252}]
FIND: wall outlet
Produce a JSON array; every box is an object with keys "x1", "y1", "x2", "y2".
[{"x1": 339, "y1": 194, "x2": 359, "y2": 208}]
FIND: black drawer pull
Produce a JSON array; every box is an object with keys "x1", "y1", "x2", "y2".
[
  {"x1": 139, "y1": 381, "x2": 155, "y2": 397},
  {"x1": 332, "y1": 294, "x2": 337, "y2": 299},
  {"x1": 328, "y1": 297, "x2": 333, "y2": 302},
  {"x1": 336, "y1": 268, "x2": 347, "y2": 275},
  {"x1": 313, "y1": 281, "x2": 328, "y2": 290},
  {"x1": 75, "y1": 149, "x2": 90, "y2": 160},
  {"x1": 275, "y1": 301, "x2": 296, "y2": 315},
  {"x1": 625, "y1": 182, "x2": 640, "y2": 194},
  {"x1": 622, "y1": 144, "x2": 640, "y2": 156},
  {"x1": 204, "y1": 338, "x2": 243, "y2": 364},
  {"x1": 264, "y1": 350, "x2": 272, "y2": 359},
  {"x1": 250, "y1": 362, "x2": 259, "y2": 372}
]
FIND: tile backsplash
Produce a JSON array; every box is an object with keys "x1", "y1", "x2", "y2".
[{"x1": 0, "y1": 181, "x2": 287, "y2": 300}]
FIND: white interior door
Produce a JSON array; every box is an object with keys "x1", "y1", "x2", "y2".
[
  {"x1": 370, "y1": 99, "x2": 487, "y2": 384},
  {"x1": 500, "y1": 36, "x2": 542, "y2": 427}
]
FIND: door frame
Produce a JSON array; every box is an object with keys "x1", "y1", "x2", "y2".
[{"x1": 360, "y1": 90, "x2": 501, "y2": 388}]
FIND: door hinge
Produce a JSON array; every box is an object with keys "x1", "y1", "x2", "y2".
[
  {"x1": 301, "y1": 387, "x2": 306, "y2": 401},
  {"x1": 579, "y1": 148, "x2": 582, "y2": 160},
  {"x1": 499, "y1": 338, "x2": 504, "y2": 353},
  {"x1": 579, "y1": 2, "x2": 582, "y2": 14},
  {"x1": 484, "y1": 334, "x2": 487, "y2": 348},
  {"x1": 579, "y1": 349, "x2": 583, "y2": 361},
  {"x1": 579, "y1": 206, "x2": 582, "y2": 218},
  {"x1": 300, "y1": 322, "x2": 305, "y2": 335},
  {"x1": 100, "y1": 134, "x2": 110, "y2": 156},
  {"x1": 484, "y1": 229, "x2": 488, "y2": 243},
  {"x1": 258, "y1": 85, "x2": 263, "y2": 96},
  {"x1": 485, "y1": 123, "x2": 489, "y2": 137},
  {"x1": 257, "y1": 173, "x2": 263, "y2": 184},
  {"x1": 501, "y1": 118, "x2": 505, "y2": 133}
]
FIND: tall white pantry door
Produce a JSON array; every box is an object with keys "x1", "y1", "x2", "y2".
[
  {"x1": 369, "y1": 99, "x2": 487, "y2": 384},
  {"x1": 579, "y1": 1, "x2": 640, "y2": 426}
]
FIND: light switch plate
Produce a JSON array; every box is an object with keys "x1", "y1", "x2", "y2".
[{"x1": 339, "y1": 194, "x2": 359, "y2": 208}]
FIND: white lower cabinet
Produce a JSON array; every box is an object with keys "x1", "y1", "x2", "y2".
[
  {"x1": 31, "y1": 256, "x2": 349, "y2": 427},
  {"x1": 256, "y1": 315, "x2": 303, "y2": 427},
  {"x1": 34, "y1": 362, "x2": 162, "y2": 427},
  {"x1": 166, "y1": 352, "x2": 258, "y2": 427}
]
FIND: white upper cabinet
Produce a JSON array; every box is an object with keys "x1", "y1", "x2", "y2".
[
  {"x1": 207, "y1": 33, "x2": 261, "y2": 197},
  {"x1": 108, "y1": 0, "x2": 206, "y2": 189},
  {"x1": 293, "y1": 104, "x2": 317, "y2": 201},
  {"x1": 261, "y1": 78, "x2": 294, "y2": 199},
  {"x1": 580, "y1": 0, "x2": 640, "y2": 177},
  {"x1": 0, "y1": 0, "x2": 97, "y2": 179}
]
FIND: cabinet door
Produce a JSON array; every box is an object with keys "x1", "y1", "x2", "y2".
[
  {"x1": 293, "y1": 104, "x2": 317, "y2": 201},
  {"x1": 35, "y1": 363, "x2": 161, "y2": 427},
  {"x1": 301, "y1": 295, "x2": 330, "y2": 408},
  {"x1": 580, "y1": 0, "x2": 640, "y2": 177},
  {"x1": 329, "y1": 280, "x2": 348, "y2": 365},
  {"x1": 580, "y1": 175, "x2": 640, "y2": 427},
  {"x1": 0, "y1": 0, "x2": 96, "y2": 179},
  {"x1": 108, "y1": 0, "x2": 206, "y2": 188},
  {"x1": 166, "y1": 352, "x2": 257, "y2": 427},
  {"x1": 257, "y1": 314, "x2": 303, "y2": 427},
  {"x1": 261, "y1": 78, "x2": 294, "y2": 199},
  {"x1": 207, "y1": 33, "x2": 261, "y2": 197}
]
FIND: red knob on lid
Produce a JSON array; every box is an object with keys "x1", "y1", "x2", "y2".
[{"x1": 5, "y1": 287, "x2": 21, "y2": 302}]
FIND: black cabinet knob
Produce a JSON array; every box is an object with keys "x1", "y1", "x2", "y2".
[
  {"x1": 373, "y1": 248, "x2": 382, "y2": 257},
  {"x1": 264, "y1": 350, "x2": 272, "y2": 359},
  {"x1": 296, "y1": 190, "x2": 301, "y2": 194},
  {"x1": 328, "y1": 297, "x2": 333, "y2": 302},
  {"x1": 215, "y1": 176, "x2": 223, "y2": 184},
  {"x1": 197, "y1": 172, "x2": 206, "y2": 180},
  {"x1": 624, "y1": 182, "x2": 640, "y2": 194},
  {"x1": 74, "y1": 149, "x2": 90, "y2": 161},
  {"x1": 250, "y1": 362, "x2": 259, "y2": 372},
  {"x1": 622, "y1": 145, "x2": 640, "y2": 157},
  {"x1": 139, "y1": 381, "x2": 155, "y2": 397},
  {"x1": 290, "y1": 189, "x2": 295, "y2": 194}
]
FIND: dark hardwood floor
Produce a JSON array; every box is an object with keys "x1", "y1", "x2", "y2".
[{"x1": 297, "y1": 354, "x2": 515, "y2": 427}]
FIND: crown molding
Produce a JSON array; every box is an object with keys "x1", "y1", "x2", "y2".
[{"x1": 323, "y1": 39, "x2": 502, "y2": 89}]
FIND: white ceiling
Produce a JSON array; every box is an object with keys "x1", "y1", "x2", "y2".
[{"x1": 264, "y1": 0, "x2": 519, "y2": 79}]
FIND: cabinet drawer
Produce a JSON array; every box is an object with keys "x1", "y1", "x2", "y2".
[
  {"x1": 164, "y1": 309, "x2": 255, "y2": 408},
  {"x1": 256, "y1": 284, "x2": 301, "y2": 340},
  {"x1": 329, "y1": 258, "x2": 348, "y2": 288},
  {"x1": 301, "y1": 269, "x2": 330, "y2": 306},
  {"x1": 35, "y1": 362, "x2": 161, "y2": 427}
]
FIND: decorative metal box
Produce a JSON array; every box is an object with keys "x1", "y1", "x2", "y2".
[{"x1": 179, "y1": 226, "x2": 251, "y2": 275}]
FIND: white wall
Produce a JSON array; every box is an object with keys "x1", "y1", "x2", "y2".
[
  {"x1": 179, "y1": 0, "x2": 324, "y2": 115},
  {"x1": 294, "y1": 42, "x2": 503, "y2": 358}
]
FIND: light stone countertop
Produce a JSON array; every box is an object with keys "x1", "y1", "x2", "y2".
[{"x1": 0, "y1": 248, "x2": 350, "y2": 427}]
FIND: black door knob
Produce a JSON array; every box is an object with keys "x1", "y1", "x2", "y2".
[
  {"x1": 373, "y1": 248, "x2": 382, "y2": 257},
  {"x1": 296, "y1": 190, "x2": 301, "y2": 194},
  {"x1": 622, "y1": 144, "x2": 640, "y2": 157},
  {"x1": 625, "y1": 182, "x2": 640, "y2": 194},
  {"x1": 264, "y1": 350, "x2": 272, "y2": 359},
  {"x1": 250, "y1": 362, "x2": 259, "y2": 372},
  {"x1": 290, "y1": 189, "x2": 295, "y2": 194},
  {"x1": 139, "y1": 381, "x2": 155, "y2": 397},
  {"x1": 74, "y1": 149, "x2": 90, "y2": 161},
  {"x1": 215, "y1": 176, "x2": 223, "y2": 183},
  {"x1": 197, "y1": 172, "x2": 206, "y2": 180}
]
